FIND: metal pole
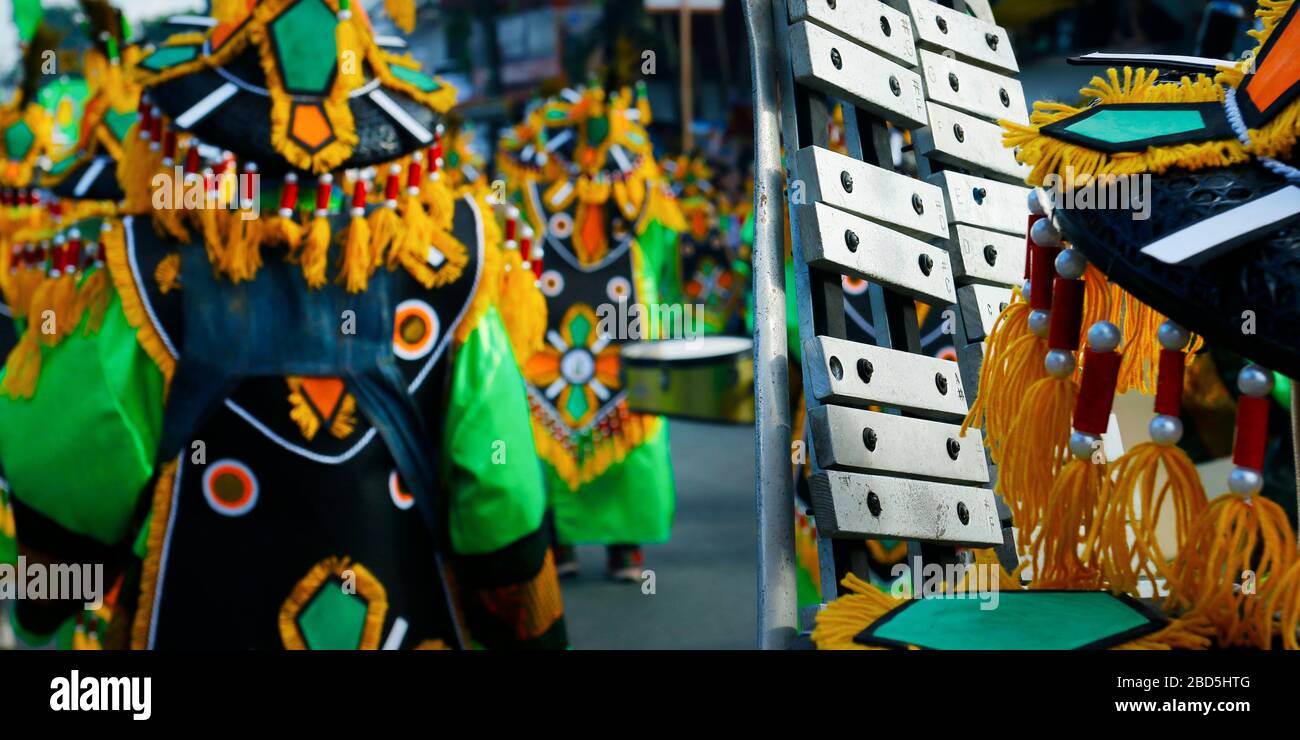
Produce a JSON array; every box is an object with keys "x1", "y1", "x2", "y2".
[
  {"x1": 680, "y1": 2, "x2": 695, "y2": 151},
  {"x1": 744, "y1": 0, "x2": 797, "y2": 650}
]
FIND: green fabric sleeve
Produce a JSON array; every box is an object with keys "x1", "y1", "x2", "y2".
[
  {"x1": 0, "y1": 291, "x2": 163, "y2": 546},
  {"x1": 443, "y1": 306, "x2": 548, "y2": 555},
  {"x1": 637, "y1": 219, "x2": 683, "y2": 306}
]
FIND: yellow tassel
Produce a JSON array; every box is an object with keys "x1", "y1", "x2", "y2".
[
  {"x1": 301, "y1": 215, "x2": 332, "y2": 289},
  {"x1": 225, "y1": 213, "x2": 265, "y2": 283},
  {"x1": 339, "y1": 214, "x2": 372, "y2": 293},
  {"x1": 49, "y1": 273, "x2": 83, "y2": 343},
  {"x1": 155, "y1": 253, "x2": 181, "y2": 295},
  {"x1": 963, "y1": 321, "x2": 1048, "y2": 464},
  {"x1": 0, "y1": 332, "x2": 41, "y2": 399},
  {"x1": 1260, "y1": 558, "x2": 1300, "y2": 650},
  {"x1": 421, "y1": 175, "x2": 455, "y2": 232},
  {"x1": 367, "y1": 206, "x2": 403, "y2": 269},
  {"x1": 499, "y1": 249, "x2": 548, "y2": 363},
  {"x1": 1032, "y1": 456, "x2": 1113, "y2": 590},
  {"x1": 152, "y1": 205, "x2": 191, "y2": 242},
  {"x1": 26, "y1": 277, "x2": 60, "y2": 346},
  {"x1": 76, "y1": 269, "x2": 112, "y2": 336},
  {"x1": 1081, "y1": 263, "x2": 1111, "y2": 338},
  {"x1": 1167, "y1": 493, "x2": 1297, "y2": 648},
  {"x1": 385, "y1": 0, "x2": 416, "y2": 33},
  {"x1": 998, "y1": 374, "x2": 1077, "y2": 541},
  {"x1": 264, "y1": 215, "x2": 304, "y2": 253},
  {"x1": 1103, "y1": 442, "x2": 1208, "y2": 596},
  {"x1": 334, "y1": 6, "x2": 366, "y2": 93},
  {"x1": 199, "y1": 201, "x2": 227, "y2": 268},
  {"x1": 810, "y1": 573, "x2": 905, "y2": 650}
]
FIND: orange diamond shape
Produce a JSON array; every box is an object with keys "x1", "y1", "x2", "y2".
[{"x1": 290, "y1": 103, "x2": 333, "y2": 151}]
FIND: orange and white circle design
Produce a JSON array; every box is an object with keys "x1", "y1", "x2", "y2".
[
  {"x1": 539, "y1": 270, "x2": 565, "y2": 297},
  {"x1": 606, "y1": 276, "x2": 632, "y2": 303},
  {"x1": 203, "y1": 459, "x2": 259, "y2": 517},
  {"x1": 393, "y1": 299, "x2": 440, "y2": 361},
  {"x1": 842, "y1": 275, "x2": 870, "y2": 296},
  {"x1": 388, "y1": 470, "x2": 416, "y2": 511},
  {"x1": 548, "y1": 212, "x2": 574, "y2": 239}
]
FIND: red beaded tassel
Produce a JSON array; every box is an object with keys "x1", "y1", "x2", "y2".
[
  {"x1": 153, "y1": 125, "x2": 191, "y2": 241},
  {"x1": 421, "y1": 127, "x2": 453, "y2": 231},
  {"x1": 961, "y1": 199, "x2": 1054, "y2": 462},
  {"x1": 998, "y1": 245, "x2": 1087, "y2": 545},
  {"x1": 75, "y1": 224, "x2": 112, "y2": 335},
  {"x1": 265, "y1": 171, "x2": 304, "y2": 251},
  {"x1": 394, "y1": 153, "x2": 434, "y2": 283},
  {"x1": 1031, "y1": 319, "x2": 1122, "y2": 590},
  {"x1": 1167, "y1": 365, "x2": 1298, "y2": 648},
  {"x1": 338, "y1": 178, "x2": 372, "y2": 293},
  {"x1": 301, "y1": 174, "x2": 334, "y2": 288},
  {"x1": 367, "y1": 163, "x2": 404, "y2": 267},
  {"x1": 1102, "y1": 320, "x2": 1207, "y2": 596},
  {"x1": 498, "y1": 208, "x2": 548, "y2": 360}
]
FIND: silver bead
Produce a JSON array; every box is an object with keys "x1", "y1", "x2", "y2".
[
  {"x1": 1237, "y1": 364, "x2": 1273, "y2": 398},
  {"x1": 1044, "y1": 349, "x2": 1076, "y2": 378},
  {"x1": 1027, "y1": 189, "x2": 1047, "y2": 216},
  {"x1": 1054, "y1": 249, "x2": 1088, "y2": 280},
  {"x1": 1148, "y1": 415, "x2": 1183, "y2": 446},
  {"x1": 1069, "y1": 431, "x2": 1100, "y2": 460},
  {"x1": 1030, "y1": 217, "x2": 1061, "y2": 247},
  {"x1": 1086, "y1": 321, "x2": 1121, "y2": 352},
  {"x1": 1156, "y1": 320, "x2": 1190, "y2": 351},
  {"x1": 1027, "y1": 310, "x2": 1051, "y2": 338},
  {"x1": 1227, "y1": 466, "x2": 1264, "y2": 495},
  {"x1": 1021, "y1": 280, "x2": 1032, "y2": 303}
]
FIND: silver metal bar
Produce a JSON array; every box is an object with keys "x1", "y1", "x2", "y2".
[
  {"x1": 794, "y1": 146, "x2": 950, "y2": 239},
  {"x1": 789, "y1": 21, "x2": 927, "y2": 129},
  {"x1": 957, "y1": 283, "x2": 1014, "y2": 343},
  {"x1": 809, "y1": 405, "x2": 991, "y2": 484},
  {"x1": 949, "y1": 225, "x2": 1026, "y2": 287},
  {"x1": 929, "y1": 170, "x2": 1030, "y2": 236},
  {"x1": 804, "y1": 335, "x2": 970, "y2": 421},
  {"x1": 917, "y1": 49, "x2": 1028, "y2": 124},
  {"x1": 746, "y1": 0, "x2": 798, "y2": 651},
  {"x1": 809, "y1": 471, "x2": 1003, "y2": 546},
  {"x1": 904, "y1": 0, "x2": 1019, "y2": 73},
  {"x1": 797, "y1": 202, "x2": 956, "y2": 305},
  {"x1": 788, "y1": 0, "x2": 917, "y2": 67},
  {"x1": 915, "y1": 101, "x2": 1030, "y2": 183}
]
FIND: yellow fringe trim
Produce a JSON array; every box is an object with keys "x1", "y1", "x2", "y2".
[
  {"x1": 154, "y1": 253, "x2": 181, "y2": 294},
  {"x1": 532, "y1": 412, "x2": 660, "y2": 492},
  {"x1": 130, "y1": 458, "x2": 179, "y2": 650},
  {"x1": 960, "y1": 294, "x2": 1044, "y2": 464},
  {"x1": 1103, "y1": 442, "x2": 1208, "y2": 596},
  {"x1": 1166, "y1": 493, "x2": 1297, "y2": 648},
  {"x1": 498, "y1": 241, "x2": 548, "y2": 367},
  {"x1": 1217, "y1": 0, "x2": 1295, "y2": 88},
  {"x1": 1003, "y1": 67, "x2": 1251, "y2": 186},
  {"x1": 1259, "y1": 557, "x2": 1300, "y2": 650},
  {"x1": 452, "y1": 195, "x2": 502, "y2": 345},
  {"x1": 103, "y1": 219, "x2": 176, "y2": 395},
  {"x1": 997, "y1": 374, "x2": 1075, "y2": 540},
  {"x1": 278, "y1": 556, "x2": 388, "y2": 650},
  {"x1": 1032, "y1": 457, "x2": 1112, "y2": 591}
]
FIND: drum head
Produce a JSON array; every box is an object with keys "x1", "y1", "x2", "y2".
[{"x1": 620, "y1": 336, "x2": 753, "y2": 366}]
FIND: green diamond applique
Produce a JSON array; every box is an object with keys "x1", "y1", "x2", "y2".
[
  {"x1": 389, "y1": 65, "x2": 440, "y2": 93},
  {"x1": 103, "y1": 109, "x2": 138, "y2": 142},
  {"x1": 565, "y1": 383, "x2": 590, "y2": 421},
  {"x1": 139, "y1": 45, "x2": 199, "y2": 72},
  {"x1": 4, "y1": 121, "x2": 35, "y2": 160},
  {"x1": 296, "y1": 577, "x2": 368, "y2": 650},
  {"x1": 1042, "y1": 103, "x2": 1233, "y2": 154},
  {"x1": 269, "y1": 0, "x2": 339, "y2": 95}
]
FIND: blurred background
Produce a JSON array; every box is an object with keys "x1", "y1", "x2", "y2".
[{"x1": 0, "y1": 0, "x2": 1277, "y2": 648}]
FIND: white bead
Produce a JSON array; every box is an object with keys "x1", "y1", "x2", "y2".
[
  {"x1": 1069, "y1": 431, "x2": 1099, "y2": 460},
  {"x1": 1237, "y1": 365, "x2": 1273, "y2": 398},
  {"x1": 1021, "y1": 280, "x2": 1032, "y2": 303},
  {"x1": 1054, "y1": 248, "x2": 1087, "y2": 280},
  {"x1": 1087, "y1": 321, "x2": 1121, "y2": 352},
  {"x1": 1157, "y1": 320, "x2": 1190, "y2": 351},
  {"x1": 1027, "y1": 310, "x2": 1051, "y2": 338},
  {"x1": 1148, "y1": 415, "x2": 1183, "y2": 446},
  {"x1": 1030, "y1": 217, "x2": 1061, "y2": 247},
  {"x1": 1227, "y1": 466, "x2": 1263, "y2": 495},
  {"x1": 1044, "y1": 349, "x2": 1076, "y2": 378},
  {"x1": 1027, "y1": 189, "x2": 1047, "y2": 216}
]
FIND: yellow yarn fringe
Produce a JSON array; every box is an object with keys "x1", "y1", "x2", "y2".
[
  {"x1": 532, "y1": 412, "x2": 660, "y2": 491},
  {"x1": 338, "y1": 214, "x2": 372, "y2": 293},
  {"x1": 300, "y1": 214, "x2": 332, "y2": 289},
  {"x1": 997, "y1": 374, "x2": 1076, "y2": 539},
  {"x1": 1259, "y1": 557, "x2": 1300, "y2": 650},
  {"x1": 1033, "y1": 458, "x2": 1112, "y2": 590},
  {"x1": 103, "y1": 220, "x2": 176, "y2": 394},
  {"x1": 499, "y1": 247, "x2": 548, "y2": 366},
  {"x1": 76, "y1": 268, "x2": 112, "y2": 335},
  {"x1": 1166, "y1": 493, "x2": 1297, "y2": 648},
  {"x1": 155, "y1": 253, "x2": 181, "y2": 294},
  {"x1": 0, "y1": 333, "x2": 41, "y2": 399},
  {"x1": 1217, "y1": 0, "x2": 1295, "y2": 89},
  {"x1": 961, "y1": 297, "x2": 1044, "y2": 464},
  {"x1": 1103, "y1": 443, "x2": 1208, "y2": 596},
  {"x1": 286, "y1": 380, "x2": 322, "y2": 441},
  {"x1": 385, "y1": 0, "x2": 416, "y2": 33},
  {"x1": 1003, "y1": 67, "x2": 1251, "y2": 186},
  {"x1": 131, "y1": 458, "x2": 178, "y2": 650}
]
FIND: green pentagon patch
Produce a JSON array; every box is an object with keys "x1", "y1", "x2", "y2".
[
  {"x1": 269, "y1": 0, "x2": 339, "y2": 95},
  {"x1": 1041, "y1": 102, "x2": 1234, "y2": 153}
]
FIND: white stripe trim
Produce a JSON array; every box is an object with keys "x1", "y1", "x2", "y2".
[
  {"x1": 368, "y1": 89, "x2": 433, "y2": 144},
  {"x1": 1140, "y1": 186, "x2": 1300, "y2": 265},
  {"x1": 382, "y1": 617, "x2": 409, "y2": 650},
  {"x1": 73, "y1": 156, "x2": 110, "y2": 198},
  {"x1": 123, "y1": 217, "x2": 180, "y2": 359},
  {"x1": 174, "y1": 81, "x2": 239, "y2": 129}
]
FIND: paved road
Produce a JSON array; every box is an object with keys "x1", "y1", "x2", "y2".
[{"x1": 559, "y1": 420, "x2": 758, "y2": 649}]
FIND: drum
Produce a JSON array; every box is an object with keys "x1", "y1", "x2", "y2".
[{"x1": 620, "y1": 336, "x2": 754, "y2": 424}]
